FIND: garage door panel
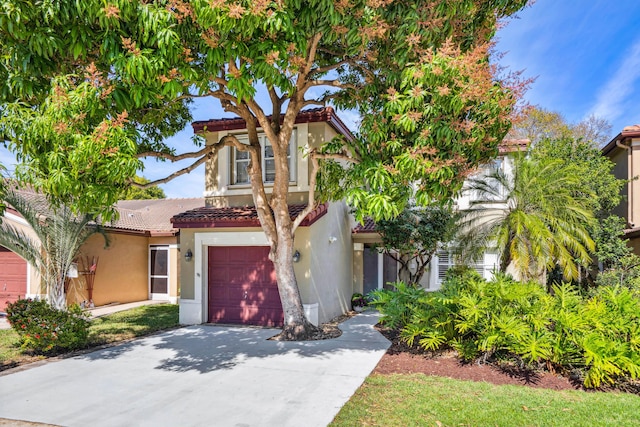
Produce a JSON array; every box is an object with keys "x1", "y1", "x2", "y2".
[
  {"x1": 207, "y1": 246, "x2": 283, "y2": 327},
  {"x1": 0, "y1": 246, "x2": 27, "y2": 311}
]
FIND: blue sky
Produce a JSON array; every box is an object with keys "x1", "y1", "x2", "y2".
[
  {"x1": 497, "y1": 0, "x2": 640, "y2": 133},
  {"x1": 2, "y1": 0, "x2": 639, "y2": 199}
]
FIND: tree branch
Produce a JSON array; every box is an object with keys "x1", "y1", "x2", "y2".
[
  {"x1": 310, "y1": 59, "x2": 351, "y2": 76},
  {"x1": 292, "y1": 150, "x2": 320, "y2": 233},
  {"x1": 313, "y1": 152, "x2": 360, "y2": 164},
  {"x1": 137, "y1": 145, "x2": 211, "y2": 161},
  {"x1": 133, "y1": 154, "x2": 211, "y2": 188}
]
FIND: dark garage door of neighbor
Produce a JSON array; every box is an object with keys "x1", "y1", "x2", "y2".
[
  {"x1": 208, "y1": 246, "x2": 284, "y2": 327},
  {"x1": 0, "y1": 246, "x2": 27, "y2": 311}
]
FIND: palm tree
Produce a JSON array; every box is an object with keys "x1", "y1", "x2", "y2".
[
  {"x1": 0, "y1": 186, "x2": 105, "y2": 309},
  {"x1": 457, "y1": 156, "x2": 596, "y2": 282}
]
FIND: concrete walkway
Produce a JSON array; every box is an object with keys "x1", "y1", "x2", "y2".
[{"x1": 0, "y1": 311, "x2": 389, "y2": 427}]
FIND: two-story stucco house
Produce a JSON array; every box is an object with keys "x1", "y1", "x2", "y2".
[
  {"x1": 351, "y1": 139, "x2": 528, "y2": 293},
  {"x1": 172, "y1": 108, "x2": 356, "y2": 327},
  {"x1": 171, "y1": 107, "x2": 528, "y2": 327}
]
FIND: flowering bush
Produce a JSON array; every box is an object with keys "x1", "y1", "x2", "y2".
[{"x1": 6, "y1": 299, "x2": 90, "y2": 353}]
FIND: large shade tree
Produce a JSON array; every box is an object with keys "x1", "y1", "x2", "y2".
[{"x1": 0, "y1": 0, "x2": 529, "y2": 338}]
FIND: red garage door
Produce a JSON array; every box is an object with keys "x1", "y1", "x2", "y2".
[
  {"x1": 0, "y1": 246, "x2": 27, "y2": 311},
  {"x1": 208, "y1": 246, "x2": 283, "y2": 327}
]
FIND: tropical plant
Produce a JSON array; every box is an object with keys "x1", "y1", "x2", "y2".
[
  {"x1": 374, "y1": 205, "x2": 458, "y2": 285},
  {"x1": 0, "y1": 187, "x2": 105, "y2": 309},
  {"x1": 0, "y1": 0, "x2": 529, "y2": 339},
  {"x1": 371, "y1": 273, "x2": 640, "y2": 388},
  {"x1": 457, "y1": 155, "x2": 596, "y2": 282},
  {"x1": 370, "y1": 273, "x2": 640, "y2": 389}
]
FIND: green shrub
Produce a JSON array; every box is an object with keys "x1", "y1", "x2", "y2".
[
  {"x1": 368, "y1": 282, "x2": 428, "y2": 329},
  {"x1": 373, "y1": 273, "x2": 640, "y2": 389},
  {"x1": 6, "y1": 299, "x2": 90, "y2": 353}
]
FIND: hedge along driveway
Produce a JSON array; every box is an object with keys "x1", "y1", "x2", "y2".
[{"x1": 0, "y1": 312, "x2": 389, "y2": 427}]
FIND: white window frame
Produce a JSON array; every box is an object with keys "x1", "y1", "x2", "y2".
[
  {"x1": 436, "y1": 250, "x2": 498, "y2": 284},
  {"x1": 149, "y1": 245, "x2": 170, "y2": 299},
  {"x1": 231, "y1": 130, "x2": 297, "y2": 185}
]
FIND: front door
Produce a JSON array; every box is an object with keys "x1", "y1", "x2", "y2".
[
  {"x1": 149, "y1": 246, "x2": 170, "y2": 300},
  {"x1": 363, "y1": 245, "x2": 398, "y2": 294}
]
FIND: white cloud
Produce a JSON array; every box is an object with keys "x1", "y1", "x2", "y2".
[{"x1": 588, "y1": 37, "x2": 640, "y2": 122}]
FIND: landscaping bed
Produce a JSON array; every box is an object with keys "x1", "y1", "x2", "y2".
[
  {"x1": 375, "y1": 326, "x2": 579, "y2": 391},
  {"x1": 0, "y1": 304, "x2": 179, "y2": 372}
]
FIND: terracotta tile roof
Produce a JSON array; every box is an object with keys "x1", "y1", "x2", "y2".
[
  {"x1": 498, "y1": 139, "x2": 529, "y2": 154},
  {"x1": 2, "y1": 183, "x2": 205, "y2": 236},
  {"x1": 602, "y1": 124, "x2": 640, "y2": 154},
  {"x1": 171, "y1": 203, "x2": 328, "y2": 228},
  {"x1": 192, "y1": 107, "x2": 354, "y2": 141},
  {"x1": 111, "y1": 198, "x2": 205, "y2": 234},
  {"x1": 352, "y1": 217, "x2": 377, "y2": 234}
]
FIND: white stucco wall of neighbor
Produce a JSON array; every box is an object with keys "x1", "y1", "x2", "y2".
[{"x1": 302, "y1": 201, "x2": 353, "y2": 324}]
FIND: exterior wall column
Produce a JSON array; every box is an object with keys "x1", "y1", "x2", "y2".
[{"x1": 352, "y1": 243, "x2": 364, "y2": 294}]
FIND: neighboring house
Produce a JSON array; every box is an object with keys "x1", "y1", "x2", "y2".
[
  {"x1": 0, "y1": 189, "x2": 204, "y2": 310},
  {"x1": 171, "y1": 106, "x2": 528, "y2": 329},
  {"x1": 602, "y1": 125, "x2": 640, "y2": 253},
  {"x1": 351, "y1": 139, "x2": 528, "y2": 292}
]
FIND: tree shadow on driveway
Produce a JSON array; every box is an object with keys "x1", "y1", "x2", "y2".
[{"x1": 78, "y1": 312, "x2": 389, "y2": 376}]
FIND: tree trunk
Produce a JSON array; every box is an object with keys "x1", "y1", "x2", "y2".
[
  {"x1": 271, "y1": 232, "x2": 318, "y2": 340},
  {"x1": 48, "y1": 277, "x2": 67, "y2": 310}
]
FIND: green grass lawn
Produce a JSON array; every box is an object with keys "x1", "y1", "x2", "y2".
[
  {"x1": 331, "y1": 374, "x2": 640, "y2": 427},
  {"x1": 0, "y1": 304, "x2": 179, "y2": 371}
]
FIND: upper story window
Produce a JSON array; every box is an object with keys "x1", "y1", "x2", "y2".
[{"x1": 231, "y1": 130, "x2": 297, "y2": 185}]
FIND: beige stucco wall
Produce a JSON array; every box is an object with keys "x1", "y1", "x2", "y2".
[
  {"x1": 305, "y1": 202, "x2": 353, "y2": 323},
  {"x1": 630, "y1": 139, "x2": 640, "y2": 228},
  {"x1": 178, "y1": 228, "x2": 197, "y2": 300},
  {"x1": 202, "y1": 121, "x2": 340, "y2": 208},
  {"x1": 70, "y1": 233, "x2": 178, "y2": 306},
  {"x1": 608, "y1": 146, "x2": 630, "y2": 223}
]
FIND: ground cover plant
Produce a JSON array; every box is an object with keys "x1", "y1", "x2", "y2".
[
  {"x1": 370, "y1": 270, "x2": 640, "y2": 389},
  {"x1": 330, "y1": 374, "x2": 640, "y2": 427},
  {"x1": 0, "y1": 303, "x2": 178, "y2": 371}
]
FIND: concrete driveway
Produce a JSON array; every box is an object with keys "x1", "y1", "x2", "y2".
[{"x1": 0, "y1": 312, "x2": 389, "y2": 427}]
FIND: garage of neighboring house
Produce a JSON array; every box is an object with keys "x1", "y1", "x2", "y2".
[
  {"x1": 208, "y1": 246, "x2": 283, "y2": 327},
  {"x1": 0, "y1": 246, "x2": 27, "y2": 311}
]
